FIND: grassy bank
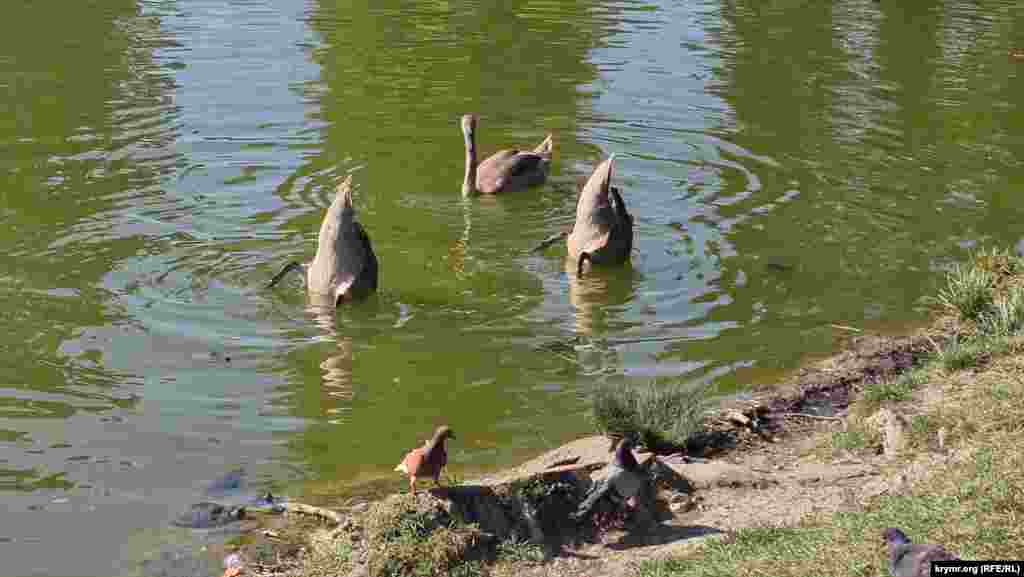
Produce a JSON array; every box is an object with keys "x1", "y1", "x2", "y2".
[{"x1": 637, "y1": 246, "x2": 1024, "y2": 576}]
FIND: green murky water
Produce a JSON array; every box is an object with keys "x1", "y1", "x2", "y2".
[{"x1": 2, "y1": 0, "x2": 1023, "y2": 574}]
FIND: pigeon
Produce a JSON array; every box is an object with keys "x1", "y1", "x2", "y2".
[
  {"x1": 883, "y1": 527, "x2": 959, "y2": 577},
  {"x1": 571, "y1": 435, "x2": 646, "y2": 522},
  {"x1": 395, "y1": 426, "x2": 456, "y2": 494}
]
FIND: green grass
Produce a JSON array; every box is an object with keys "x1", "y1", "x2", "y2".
[
  {"x1": 990, "y1": 382, "x2": 1011, "y2": 401},
  {"x1": 495, "y1": 537, "x2": 545, "y2": 564},
  {"x1": 934, "y1": 261, "x2": 995, "y2": 321},
  {"x1": 829, "y1": 429, "x2": 867, "y2": 452},
  {"x1": 590, "y1": 381, "x2": 713, "y2": 450},
  {"x1": 907, "y1": 413, "x2": 934, "y2": 446},
  {"x1": 861, "y1": 366, "x2": 927, "y2": 404},
  {"x1": 929, "y1": 334, "x2": 990, "y2": 371},
  {"x1": 977, "y1": 287, "x2": 1024, "y2": 337},
  {"x1": 931, "y1": 247, "x2": 1024, "y2": 326}
]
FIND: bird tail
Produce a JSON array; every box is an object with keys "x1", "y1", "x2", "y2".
[
  {"x1": 534, "y1": 134, "x2": 554, "y2": 158},
  {"x1": 571, "y1": 482, "x2": 611, "y2": 522}
]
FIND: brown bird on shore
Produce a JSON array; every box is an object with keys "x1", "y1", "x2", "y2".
[
  {"x1": 460, "y1": 114, "x2": 553, "y2": 196},
  {"x1": 394, "y1": 426, "x2": 456, "y2": 494},
  {"x1": 883, "y1": 527, "x2": 959, "y2": 577},
  {"x1": 566, "y1": 154, "x2": 633, "y2": 277}
]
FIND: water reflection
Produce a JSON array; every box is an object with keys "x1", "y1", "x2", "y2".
[
  {"x1": 0, "y1": 1, "x2": 189, "y2": 574},
  {"x1": 307, "y1": 298, "x2": 356, "y2": 421},
  {"x1": 276, "y1": 0, "x2": 614, "y2": 496},
  {"x1": 563, "y1": 256, "x2": 644, "y2": 384},
  {"x1": 647, "y1": 0, "x2": 1024, "y2": 389},
  {"x1": 566, "y1": 259, "x2": 642, "y2": 336},
  {"x1": 0, "y1": 0, "x2": 175, "y2": 420},
  {"x1": 0, "y1": 0, "x2": 172, "y2": 442}
]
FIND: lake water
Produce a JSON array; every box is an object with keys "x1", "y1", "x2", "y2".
[{"x1": 2, "y1": 0, "x2": 1023, "y2": 574}]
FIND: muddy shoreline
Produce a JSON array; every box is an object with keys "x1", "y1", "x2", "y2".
[{"x1": 204, "y1": 327, "x2": 947, "y2": 577}]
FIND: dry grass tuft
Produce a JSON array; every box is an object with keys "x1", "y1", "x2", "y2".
[{"x1": 358, "y1": 494, "x2": 488, "y2": 577}]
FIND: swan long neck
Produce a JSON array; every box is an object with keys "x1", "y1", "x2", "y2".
[{"x1": 462, "y1": 124, "x2": 478, "y2": 197}]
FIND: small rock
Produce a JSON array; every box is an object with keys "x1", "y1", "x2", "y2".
[
  {"x1": 726, "y1": 411, "x2": 750, "y2": 427},
  {"x1": 891, "y1": 472, "x2": 910, "y2": 494},
  {"x1": 870, "y1": 408, "x2": 909, "y2": 459},
  {"x1": 547, "y1": 456, "x2": 582, "y2": 469},
  {"x1": 668, "y1": 493, "x2": 696, "y2": 513},
  {"x1": 664, "y1": 460, "x2": 773, "y2": 490},
  {"x1": 223, "y1": 553, "x2": 242, "y2": 569}
]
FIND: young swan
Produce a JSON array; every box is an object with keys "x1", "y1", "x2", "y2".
[
  {"x1": 395, "y1": 426, "x2": 456, "y2": 494},
  {"x1": 566, "y1": 154, "x2": 633, "y2": 277},
  {"x1": 460, "y1": 114, "x2": 553, "y2": 196},
  {"x1": 266, "y1": 175, "x2": 378, "y2": 304}
]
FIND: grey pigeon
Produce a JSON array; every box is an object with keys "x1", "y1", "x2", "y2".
[
  {"x1": 883, "y1": 527, "x2": 958, "y2": 577},
  {"x1": 571, "y1": 435, "x2": 645, "y2": 522}
]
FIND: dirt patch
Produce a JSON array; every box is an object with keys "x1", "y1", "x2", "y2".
[{"x1": 688, "y1": 334, "x2": 932, "y2": 459}]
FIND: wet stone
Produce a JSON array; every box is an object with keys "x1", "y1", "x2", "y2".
[{"x1": 172, "y1": 502, "x2": 246, "y2": 529}]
